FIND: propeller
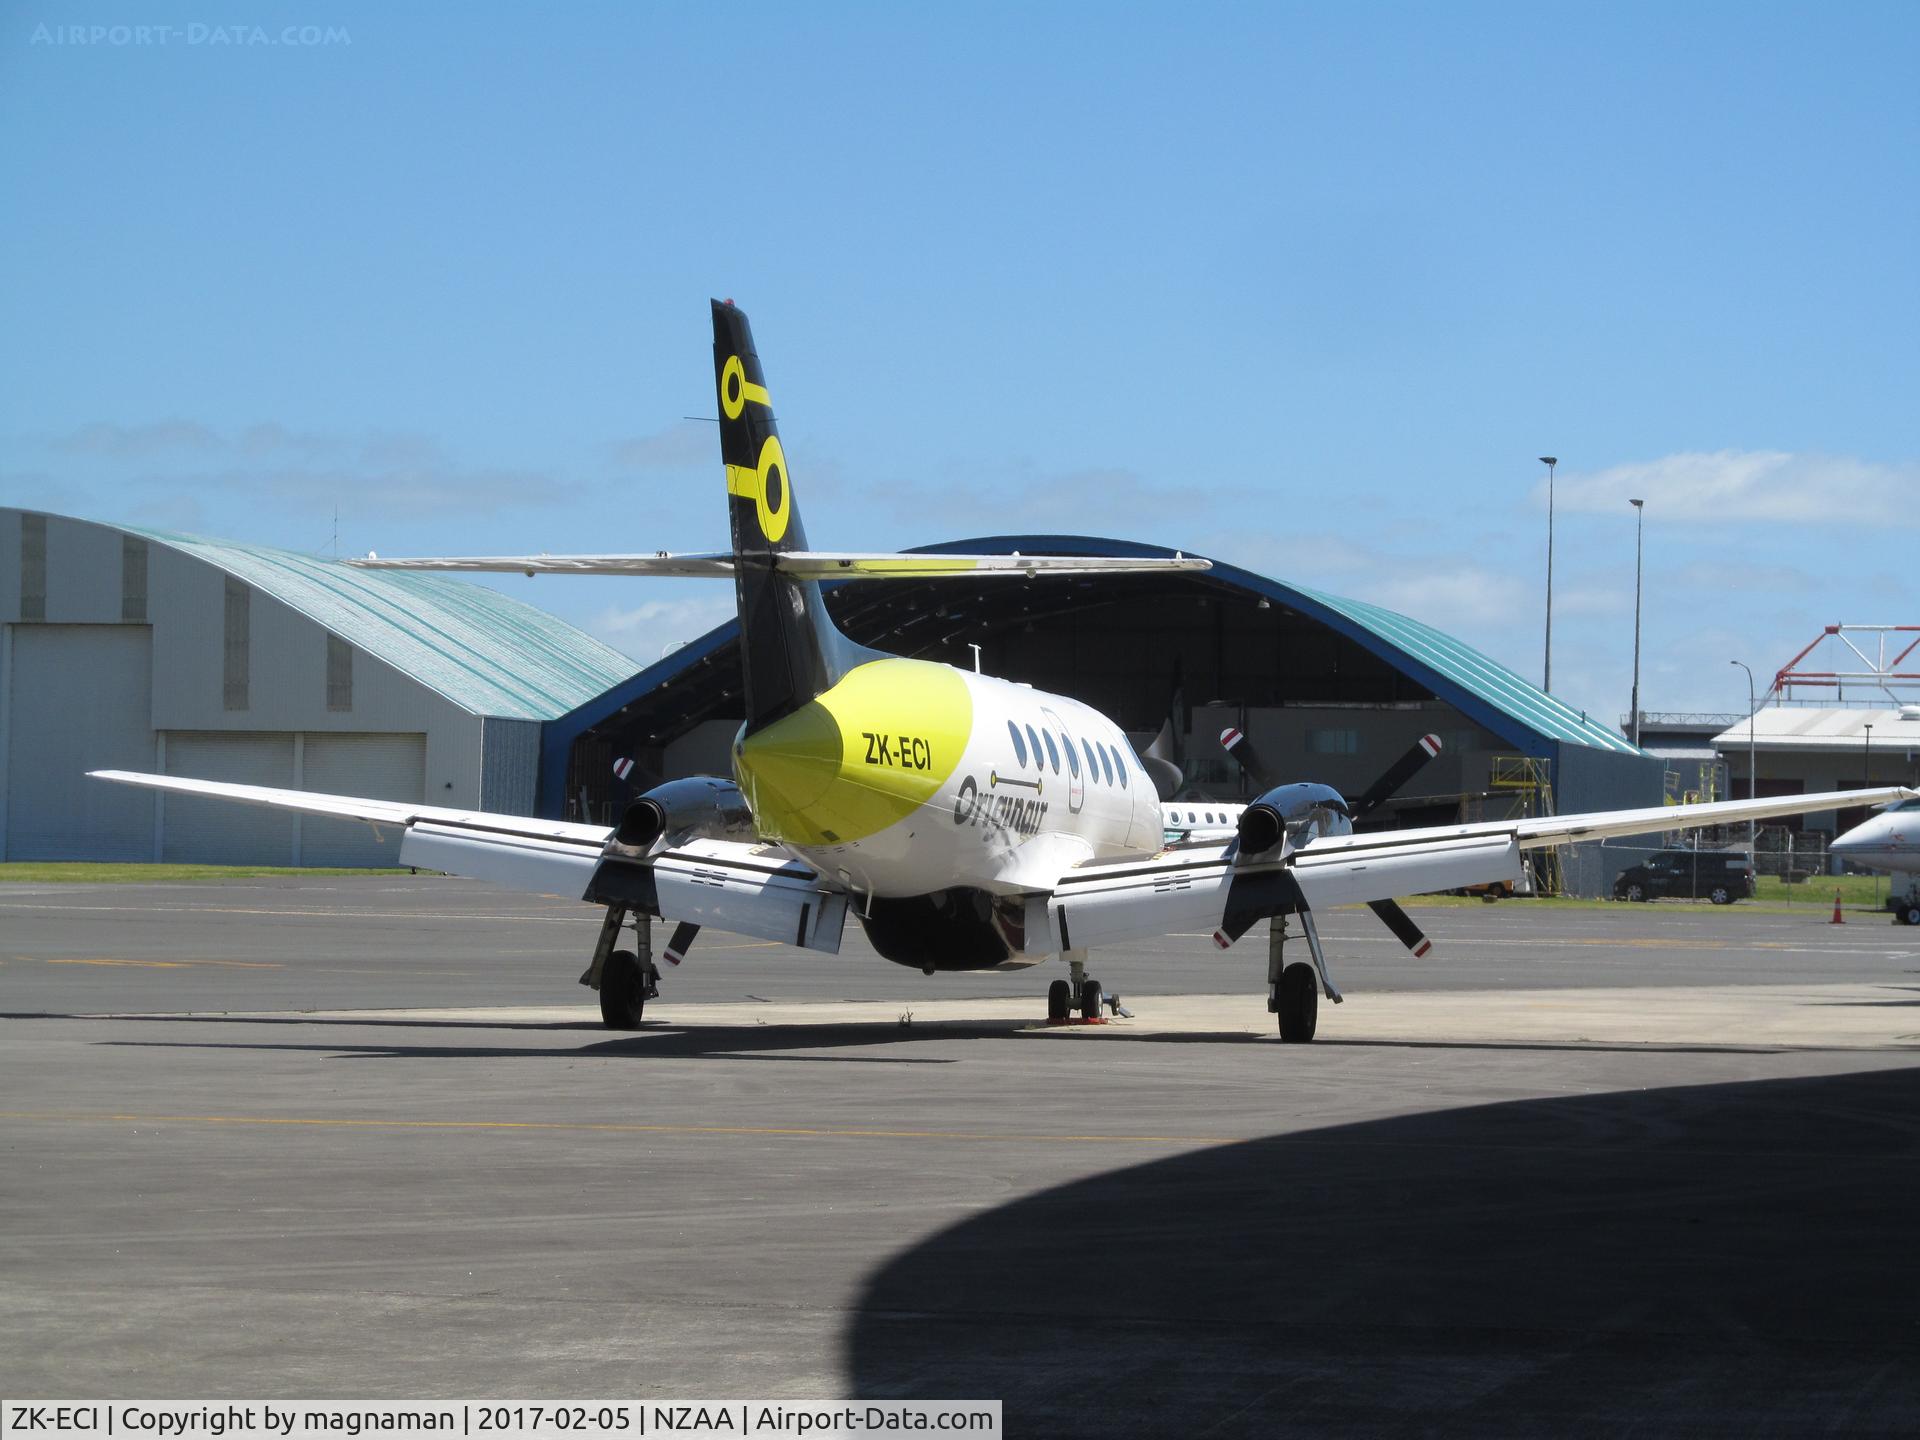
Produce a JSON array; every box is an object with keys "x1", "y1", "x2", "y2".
[
  {"x1": 1351, "y1": 733, "x2": 1443, "y2": 956},
  {"x1": 1367, "y1": 898, "x2": 1432, "y2": 957},
  {"x1": 662, "y1": 920, "x2": 700, "y2": 966},
  {"x1": 1212, "y1": 729, "x2": 1447, "y2": 960},
  {"x1": 1350, "y1": 733, "x2": 1443, "y2": 819},
  {"x1": 1220, "y1": 725, "x2": 1276, "y2": 791}
]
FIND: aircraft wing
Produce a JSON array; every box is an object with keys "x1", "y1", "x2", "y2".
[
  {"x1": 1039, "y1": 785, "x2": 1920, "y2": 952},
  {"x1": 345, "y1": 551, "x2": 1211, "y2": 579},
  {"x1": 86, "y1": 770, "x2": 851, "y2": 954},
  {"x1": 1294, "y1": 785, "x2": 1920, "y2": 860}
]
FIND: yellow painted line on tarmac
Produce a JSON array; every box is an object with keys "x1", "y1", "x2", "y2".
[
  {"x1": 0, "y1": 903, "x2": 584, "y2": 923},
  {"x1": 46, "y1": 957, "x2": 190, "y2": 968},
  {"x1": 0, "y1": 1109, "x2": 1236, "y2": 1148},
  {"x1": 41, "y1": 957, "x2": 284, "y2": 970}
]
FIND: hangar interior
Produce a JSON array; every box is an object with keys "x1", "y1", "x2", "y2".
[
  {"x1": 0, "y1": 509, "x2": 636, "y2": 865},
  {"x1": 545, "y1": 537, "x2": 1659, "y2": 890}
]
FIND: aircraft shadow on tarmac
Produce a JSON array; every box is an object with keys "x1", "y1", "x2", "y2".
[
  {"x1": 845, "y1": 1066, "x2": 1920, "y2": 1439},
  {"x1": 38, "y1": 1007, "x2": 1792, "y2": 1061}
]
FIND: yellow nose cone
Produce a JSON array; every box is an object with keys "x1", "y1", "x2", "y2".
[{"x1": 736, "y1": 659, "x2": 971, "y2": 847}]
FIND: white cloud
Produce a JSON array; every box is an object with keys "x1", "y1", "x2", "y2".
[
  {"x1": 51, "y1": 420, "x2": 222, "y2": 458},
  {"x1": 589, "y1": 594, "x2": 737, "y2": 662},
  {"x1": 1364, "y1": 565, "x2": 1531, "y2": 629},
  {"x1": 609, "y1": 421, "x2": 715, "y2": 471},
  {"x1": 1545, "y1": 450, "x2": 1920, "y2": 525}
]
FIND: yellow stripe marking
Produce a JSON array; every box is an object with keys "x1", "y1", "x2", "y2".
[
  {"x1": 0, "y1": 1110, "x2": 1236, "y2": 1147},
  {"x1": 42, "y1": 956, "x2": 284, "y2": 969}
]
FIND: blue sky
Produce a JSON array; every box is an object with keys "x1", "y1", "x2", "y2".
[{"x1": 3, "y1": 2, "x2": 1915, "y2": 725}]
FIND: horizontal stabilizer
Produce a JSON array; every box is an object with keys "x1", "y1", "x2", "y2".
[
  {"x1": 348, "y1": 552, "x2": 737, "y2": 577},
  {"x1": 347, "y1": 551, "x2": 1212, "y2": 579}
]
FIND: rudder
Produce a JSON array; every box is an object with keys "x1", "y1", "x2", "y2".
[{"x1": 712, "y1": 299, "x2": 863, "y2": 731}]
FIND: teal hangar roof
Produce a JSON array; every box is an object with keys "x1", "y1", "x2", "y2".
[{"x1": 126, "y1": 522, "x2": 637, "y2": 720}]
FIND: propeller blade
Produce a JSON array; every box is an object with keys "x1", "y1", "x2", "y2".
[
  {"x1": 1350, "y1": 733, "x2": 1443, "y2": 819},
  {"x1": 1367, "y1": 898, "x2": 1433, "y2": 957},
  {"x1": 662, "y1": 920, "x2": 700, "y2": 966},
  {"x1": 1220, "y1": 726, "x2": 1279, "y2": 792}
]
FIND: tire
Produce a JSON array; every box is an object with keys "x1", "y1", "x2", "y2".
[
  {"x1": 599, "y1": 948, "x2": 646, "y2": 1030},
  {"x1": 1904, "y1": 905, "x2": 1920, "y2": 927},
  {"x1": 1277, "y1": 964, "x2": 1318, "y2": 1043},
  {"x1": 1624, "y1": 883, "x2": 1647, "y2": 903},
  {"x1": 1708, "y1": 885, "x2": 1732, "y2": 906},
  {"x1": 1047, "y1": 979, "x2": 1072, "y2": 1021},
  {"x1": 1079, "y1": 979, "x2": 1104, "y2": 1021}
]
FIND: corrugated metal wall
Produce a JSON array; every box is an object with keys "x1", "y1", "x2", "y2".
[
  {"x1": 1554, "y1": 744, "x2": 1668, "y2": 897},
  {"x1": 479, "y1": 717, "x2": 541, "y2": 815}
]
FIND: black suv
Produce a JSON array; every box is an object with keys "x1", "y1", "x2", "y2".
[{"x1": 1612, "y1": 850, "x2": 1756, "y2": 904}]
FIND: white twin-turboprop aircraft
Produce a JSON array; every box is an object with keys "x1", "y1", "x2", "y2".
[{"x1": 94, "y1": 302, "x2": 1917, "y2": 1040}]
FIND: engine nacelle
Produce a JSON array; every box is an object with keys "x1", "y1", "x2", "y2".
[
  {"x1": 1237, "y1": 782, "x2": 1352, "y2": 855},
  {"x1": 609, "y1": 776, "x2": 754, "y2": 856}
]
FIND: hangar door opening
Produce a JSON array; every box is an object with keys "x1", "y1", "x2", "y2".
[{"x1": 4, "y1": 624, "x2": 155, "y2": 861}]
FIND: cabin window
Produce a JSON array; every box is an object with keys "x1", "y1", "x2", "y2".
[
  {"x1": 1026, "y1": 724, "x2": 1044, "y2": 770},
  {"x1": 1082, "y1": 738, "x2": 1101, "y2": 783},
  {"x1": 1043, "y1": 730, "x2": 1060, "y2": 773},
  {"x1": 1007, "y1": 720, "x2": 1027, "y2": 767},
  {"x1": 1110, "y1": 744, "x2": 1128, "y2": 788},
  {"x1": 1064, "y1": 734, "x2": 1080, "y2": 777}
]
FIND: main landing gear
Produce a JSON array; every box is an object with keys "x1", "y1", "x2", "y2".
[
  {"x1": 581, "y1": 906, "x2": 661, "y2": 1030},
  {"x1": 1046, "y1": 950, "x2": 1124, "y2": 1024},
  {"x1": 1267, "y1": 912, "x2": 1342, "y2": 1043}
]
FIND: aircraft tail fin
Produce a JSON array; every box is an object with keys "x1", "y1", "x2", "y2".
[{"x1": 711, "y1": 299, "x2": 864, "y2": 732}]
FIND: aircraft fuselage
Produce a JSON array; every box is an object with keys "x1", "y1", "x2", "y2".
[{"x1": 734, "y1": 656, "x2": 1165, "y2": 907}]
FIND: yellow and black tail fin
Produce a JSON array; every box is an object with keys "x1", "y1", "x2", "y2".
[{"x1": 712, "y1": 299, "x2": 863, "y2": 731}]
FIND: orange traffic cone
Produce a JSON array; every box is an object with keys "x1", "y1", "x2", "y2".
[{"x1": 1830, "y1": 891, "x2": 1845, "y2": 925}]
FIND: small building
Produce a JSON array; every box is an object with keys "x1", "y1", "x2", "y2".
[
  {"x1": 1713, "y1": 705, "x2": 1920, "y2": 839},
  {"x1": 0, "y1": 509, "x2": 636, "y2": 864}
]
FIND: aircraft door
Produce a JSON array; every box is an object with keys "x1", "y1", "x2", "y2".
[{"x1": 1043, "y1": 708, "x2": 1085, "y2": 814}]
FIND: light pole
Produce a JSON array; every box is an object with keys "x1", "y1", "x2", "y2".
[
  {"x1": 1629, "y1": 498, "x2": 1645, "y2": 747},
  {"x1": 1731, "y1": 659, "x2": 1758, "y2": 853},
  {"x1": 1540, "y1": 456, "x2": 1557, "y2": 692},
  {"x1": 1864, "y1": 723, "x2": 1874, "y2": 786}
]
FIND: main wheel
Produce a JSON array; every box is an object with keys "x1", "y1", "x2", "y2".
[
  {"x1": 1277, "y1": 963, "x2": 1318, "y2": 1043},
  {"x1": 599, "y1": 948, "x2": 646, "y2": 1030},
  {"x1": 1708, "y1": 884, "x2": 1732, "y2": 905},
  {"x1": 1079, "y1": 978, "x2": 1104, "y2": 1021},
  {"x1": 1047, "y1": 978, "x2": 1072, "y2": 1021}
]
